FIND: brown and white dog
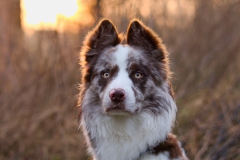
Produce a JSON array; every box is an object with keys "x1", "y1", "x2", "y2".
[{"x1": 78, "y1": 19, "x2": 188, "y2": 160}]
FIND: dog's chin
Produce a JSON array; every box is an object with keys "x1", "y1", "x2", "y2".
[{"x1": 107, "y1": 109, "x2": 132, "y2": 116}]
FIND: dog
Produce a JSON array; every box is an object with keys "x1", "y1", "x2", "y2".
[{"x1": 78, "y1": 19, "x2": 188, "y2": 160}]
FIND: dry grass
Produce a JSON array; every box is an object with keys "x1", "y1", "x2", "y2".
[
  {"x1": 0, "y1": 0, "x2": 239, "y2": 159},
  {"x1": 171, "y1": 1, "x2": 240, "y2": 159}
]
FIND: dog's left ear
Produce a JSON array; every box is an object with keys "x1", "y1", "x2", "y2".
[{"x1": 126, "y1": 19, "x2": 167, "y2": 61}]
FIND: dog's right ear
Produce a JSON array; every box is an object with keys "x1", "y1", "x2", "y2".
[{"x1": 82, "y1": 19, "x2": 121, "y2": 62}]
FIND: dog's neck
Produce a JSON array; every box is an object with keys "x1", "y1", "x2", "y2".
[{"x1": 82, "y1": 110, "x2": 176, "y2": 160}]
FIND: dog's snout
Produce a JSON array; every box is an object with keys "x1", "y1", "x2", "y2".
[{"x1": 109, "y1": 88, "x2": 126, "y2": 103}]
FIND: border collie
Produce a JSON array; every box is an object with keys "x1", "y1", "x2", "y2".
[{"x1": 78, "y1": 19, "x2": 188, "y2": 160}]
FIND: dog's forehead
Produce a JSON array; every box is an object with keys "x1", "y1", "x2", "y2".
[
  {"x1": 97, "y1": 44, "x2": 135, "y2": 67},
  {"x1": 112, "y1": 44, "x2": 132, "y2": 66}
]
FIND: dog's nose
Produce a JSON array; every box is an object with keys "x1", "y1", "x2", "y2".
[{"x1": 109, "y1": 88, "x2": 126, "y2": 103}]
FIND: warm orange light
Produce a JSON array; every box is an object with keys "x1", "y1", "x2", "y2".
[{"x1": 21, "y1": 0, "x2": 93, "y2": 35}]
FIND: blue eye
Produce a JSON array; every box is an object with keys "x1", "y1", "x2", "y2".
[
  {"x1": 102, "y1": 72, "x2": 110, "y2": 78},
  {"x1": 134, "y1": 72, "x2": 143, "y2": 79}
]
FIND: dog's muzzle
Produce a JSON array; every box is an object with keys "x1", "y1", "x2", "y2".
[{"x1": 105, "y1": 88, "x2": 132, "y2": 115}]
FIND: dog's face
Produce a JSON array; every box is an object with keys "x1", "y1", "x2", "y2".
[{"x1": 80, "y1": 19, "x2": 173, "y2": 117}]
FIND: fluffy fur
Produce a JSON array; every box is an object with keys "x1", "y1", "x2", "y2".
[{"x1": 78, "y1": 19, "x2": 188, "y2": 160}]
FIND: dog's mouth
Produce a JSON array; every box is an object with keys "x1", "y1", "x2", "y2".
[{"x1": 105, "y1": 105, "x2": 133, "y2": 116}]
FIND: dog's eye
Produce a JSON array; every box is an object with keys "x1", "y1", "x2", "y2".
[
  {"x1": 134, "y1": 72, "x2": 143, "y2": 79},
  {"x1": 102, "y1": 72, "x2": 110, "y2": 78}
]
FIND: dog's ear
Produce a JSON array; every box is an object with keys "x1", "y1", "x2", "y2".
[
  {"x1": 80, "y1": 19, "x2": 121, "y2": 84},
  {"x1": 127, "y1": 19, "x2": 172, "y2": 82},
  {"x1": 126, "y1": 19, "x2": 167, "y2": 61},
  {"x1": 82, "y1": 19, "x2": 121, "y2": 62}
]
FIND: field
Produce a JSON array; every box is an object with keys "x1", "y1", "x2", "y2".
[{"x1": 0, "y1": 0, "x2": 239, "y2": 159}]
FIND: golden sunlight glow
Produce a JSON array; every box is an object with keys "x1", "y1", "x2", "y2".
[{"x1": 21, "y1": 0, "x2": 93, "y2": 35}]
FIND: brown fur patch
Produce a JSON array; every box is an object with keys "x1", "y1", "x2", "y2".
[{"x1": 151, "y1": 134, "x2": 184, "y2": 159}]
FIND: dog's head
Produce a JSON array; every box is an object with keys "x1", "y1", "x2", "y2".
[{"x1": 79, "y1": 19, "x2": 174, "y2": 117}]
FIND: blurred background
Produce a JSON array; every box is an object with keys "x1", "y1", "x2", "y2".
[{"x1": 0, "y1": 0, "x2": 239, "y2": 159}]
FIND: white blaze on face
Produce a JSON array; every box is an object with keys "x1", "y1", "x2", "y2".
[
  {"x1": 102, "y1": 44, "x2": 136, "y2": 113},
  {"x1": 111, "y1": 45, "x2": 131, "y2": 88}
]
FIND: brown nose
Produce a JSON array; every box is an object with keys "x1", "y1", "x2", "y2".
[{"x1": 109, "y1": 88, "x2": 126, "y2": 103}]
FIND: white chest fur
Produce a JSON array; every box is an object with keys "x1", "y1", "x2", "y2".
[{"x1": 81, "y1": 107, "x2": 176, "y2": 160}]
